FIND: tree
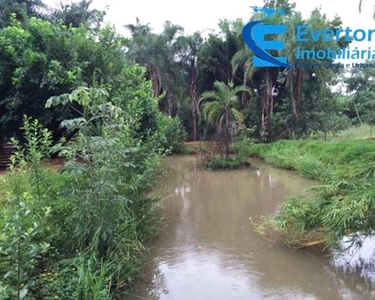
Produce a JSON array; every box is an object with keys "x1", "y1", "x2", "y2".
[
  {"x1": 231, "y1": 48, "x2": 255, "y2": 109},
  {"x1": 199, "y1": 81, "x2": 251, "y2": 157},
  {"x1": 50, "y1": 0, "x2": 105, "y2": 28},
  {"x1": 0, "y1": 0, "x2": 46, "y2": 27},
  {"x1": 197, "y1": 20, "x2": 242, "y2": 90},
  {"x1": 282, "y1": 12, "x2": 305, "y2": 138},
  {"x1": 176, "y1": 32, "x2": 203, "y2": 140},
  {"x1": 345, "y1": 63, "x2": 375, "y2": 131},
  {"x1": 234, "y1": 10, "x2": 284, "y2": 142},
  {"x1": 0, "y1": 16, "x2": 127, "y2": 142},
  {"x1": 125, "y1": 19, "x2": 184, "y2": 117},
  {"x1": 263, "y1": 0, "x2": 296, "y2": 12}
]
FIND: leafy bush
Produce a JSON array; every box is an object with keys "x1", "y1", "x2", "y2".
[
  {"x1": 233, "y1": 126, "x2": 256, "y2": 158},
  {"x1": 159, "y1": 115, "x2": 187, "y2": 154},
  {"x1": 0, "y1": 117, "x2": 58, "y2": 299},
  {"x1": 205, "y1": 156, "x2": 250, "y2": 170}
]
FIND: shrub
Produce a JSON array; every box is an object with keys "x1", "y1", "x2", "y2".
[
  {"x1": 1, "y1": 65, "x2": 166, "y2": 298},
  {"x1": 205, "y1": 156, "x2": 250, "y2": 170},
  {"x1": 159, "y1": 115, "x2": 187, "y2": 154},
  {"x1": 45, "y1": 84, "x2": 164, "y2": 297},
  {"x1": 233, "y1": 126, "x2": 256, "y2": 158}
]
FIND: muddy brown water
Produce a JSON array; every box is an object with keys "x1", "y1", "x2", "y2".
[{"x1": 127, "y1": 155, "x2": 375, "y2": 300}]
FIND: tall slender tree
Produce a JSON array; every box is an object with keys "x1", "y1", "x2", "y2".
[{"x1": 176, "y1": 32, "x2": 203, "y2": 140}]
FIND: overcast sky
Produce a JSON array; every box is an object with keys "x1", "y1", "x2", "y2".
[{"x1": 44, "y1": 0, "x2": 375, "y2": 36}]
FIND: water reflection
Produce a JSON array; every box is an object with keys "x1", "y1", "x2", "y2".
[{"x1": 127, "y1": 156, "x2": 374, "y2": 300}]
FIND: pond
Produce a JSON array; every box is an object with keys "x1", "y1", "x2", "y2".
[{"x1": 127, "y1": 155, "x2": 375, "y2": 300}]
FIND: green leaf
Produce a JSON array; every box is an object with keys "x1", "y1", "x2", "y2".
[{"x1": 20, "y1": 288, "x2": 28, "y2": 299}]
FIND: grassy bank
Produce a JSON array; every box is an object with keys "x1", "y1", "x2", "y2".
[
  {"x1": 248, "y1": 140, "x2": 375, "y2": 180},
  {"x1": 245, "y1": 139, "x2": 375, "y2": 247}
]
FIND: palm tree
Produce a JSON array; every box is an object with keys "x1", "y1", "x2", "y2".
[
  {"x1": 51, "y1": 0, "x2": 103, "y2": 28},
  {"x1": 199, "y1": 81, "x2": 251, "y2": 157}
]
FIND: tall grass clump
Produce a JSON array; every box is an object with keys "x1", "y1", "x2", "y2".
[{"x1": 246, "y1": 139, "x2": 375, "y2": 248}]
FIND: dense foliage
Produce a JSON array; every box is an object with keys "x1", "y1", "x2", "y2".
[
  {"x1": 0, "y1": 15, "x2": 127, "y2": 142},
  {"x1": 0, "y1": 61, "x2": 181, "y2": 298},
  {"x1": 0, "y1": 0, "x2": 362, "y2": 145},
  {"x1": 124, "y1": 1, "x2": 351, "y2": 143}
]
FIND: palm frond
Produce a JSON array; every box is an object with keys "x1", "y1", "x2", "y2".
[
  {"x1": 199, "y1": 91, "x2": 221, "y2": 106},
  {"x1": 228, "y1": 95, "x2": 241, "y2": 108},
  {"x1": 231, "y1": 49, "x2": 252, "y2": 75},
  {"x1": 244, "y1": 60, "x2": 256, "y2": 83},
  {"x1": 203, "y1": 102, "x2": 224, "y2": 125},
  {"x1": 233, "y1": 85, "x2": 252, "y2": 96},
  {"x1": 213, "y1": 81, "x2": 230, "y2": 102},
  {"x1": 199, "y1": 81, "x2": 245, "y2": 141},
  {"x1": 231, "y1": 108, "x2": 244, "y2": 124}
]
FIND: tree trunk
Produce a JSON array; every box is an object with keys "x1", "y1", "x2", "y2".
[
  {"x1": 261, "y1": 70, "x2": 273, "y2": 143},
  {"x1": 353, "y1": 98, "x2": 363, "y2": 125},
  {"x1": 190, "y1": 69, "x2": 200, "y2": 141},
  {"x1": 166, "y1": 90, "x2": 177, "y2": 117},
  {"x1": 149, "y1": 66, "x2": 162, "y2": 98},
  {"x1": 291, "y1": 69, "x2": 303, "y2": 139},
  {"x1": 242, "y1": 76, "x2": 249, "y2": 108},
  {"x1": 291, "y1": 88, "x2": 297, "y2": 139},
  {"x1": 225, "y1": 111, "x2": 231, "y2": 158}
]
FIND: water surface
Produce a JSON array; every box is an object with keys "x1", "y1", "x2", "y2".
[{"x1": 128, "y1": 155, "x2": 375, "y2": 300}]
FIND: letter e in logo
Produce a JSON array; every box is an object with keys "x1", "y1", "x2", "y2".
[{"x1": 243, "y1": 21, "x2": 292, "y2": 68}]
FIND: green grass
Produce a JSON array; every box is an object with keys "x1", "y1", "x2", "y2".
[
  {"x1": 249, "y1": 139, "x2": 375, "y2": 180},
  {"x1": 331, "y1": 124, "x2": 375, "y2": 141},
  {"x1": 246, "y1": 139, "x2": 375, "y2": 247},
  {"x1": 0, "y1": 173, "x2": 7, "y2": 198}
]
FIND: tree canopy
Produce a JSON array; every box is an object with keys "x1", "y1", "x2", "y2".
[{"x1": 0, "y1": 0, "x2": 356, "y2": 144}]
